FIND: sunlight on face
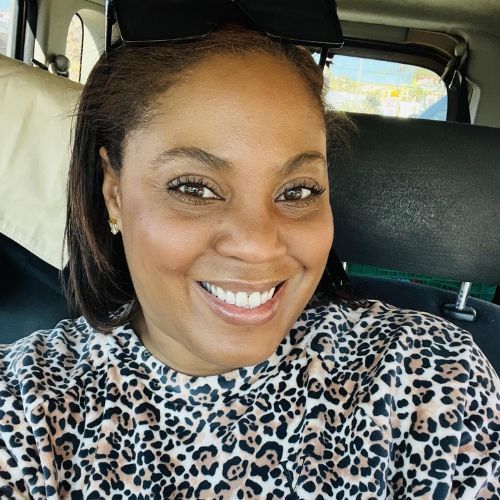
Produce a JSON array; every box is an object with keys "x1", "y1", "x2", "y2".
[{"x1": 104, "y1": 52, "x2": 333, "y2": 376}]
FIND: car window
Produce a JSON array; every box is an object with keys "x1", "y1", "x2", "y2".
[
  {"x1": 325, "y1": 55, "x2": 448, "y2": 121},
  {"x1": 66, "y1": 13, "x2": 83, "y2": 82},
  {"x1": 0, "y1": 0, "x2": 13, "y2": 56}
]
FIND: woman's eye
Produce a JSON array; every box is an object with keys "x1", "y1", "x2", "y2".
[
  {"x1": 166, "y1": 177, "x2": 222, "y2": 203},
  {"x1": 177, "y1": 183, "x2": 218, "y2": 199},
  {"x1": 278, "y1": 187, "x2": 314, "y2": 202},
  {"x1": 276, "y1": 182, "x2": 326, "y2": 206},
  {"x1": 276, "y1": 186, "x2": 325, "y2": 203}
]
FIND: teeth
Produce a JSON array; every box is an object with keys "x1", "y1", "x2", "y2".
[
  {"x1": 216, "y1": 287, "x2": 226, "y2": 301},
  {"x1": 200, "y1": 282, "x2": 280, "y2": 309},
  {"x1": 248, "y1": 292, "x2": 261, "y2": 309},
  {"x1": 235, "y1": 292, "x2": 248, "y2": 307},
  {"x1": 226, "y1": 290, "x2": 236, "y2": 304}
]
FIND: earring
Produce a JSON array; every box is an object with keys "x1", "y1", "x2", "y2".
[{"x1": 108, "y1": 218, "x2": 119, "y2": 235}]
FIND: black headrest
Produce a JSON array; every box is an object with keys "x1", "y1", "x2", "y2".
[{"x1": 328, "y1": 112, "x2": 500, "y2": 284}]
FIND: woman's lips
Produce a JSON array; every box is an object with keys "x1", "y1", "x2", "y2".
[{"x1": 195, "y1": 280, "x2": 287, "y2": 326}]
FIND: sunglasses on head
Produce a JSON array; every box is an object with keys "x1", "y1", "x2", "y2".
[{"x1": 105, "y1": 0, "x2": 343, "y2": 67}]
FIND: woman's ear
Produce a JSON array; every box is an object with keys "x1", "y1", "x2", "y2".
[{"x1": 100, "y1": 146, "x2": 122, "y2": 229}]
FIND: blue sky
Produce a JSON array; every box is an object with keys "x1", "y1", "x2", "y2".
[
  {"x1": 0, "y1": 0, "x2": 9, "y2": 35},
  {"x1": 331, "y1": 55, "x2": 416, "y2": 86},
  {"x1": 0, "y1": 0, "x2": 8, "y2": 36}
]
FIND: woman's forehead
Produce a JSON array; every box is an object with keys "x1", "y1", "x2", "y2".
[
  {"x1": 155, "y1": 51, "x2": 324, "y2": 123},
  {"x1": 125, "y1": 52, "x2": 326, "y2": 162},
  {"x1": 126, "y1": 109, "x2": 326, "y2": 175}
]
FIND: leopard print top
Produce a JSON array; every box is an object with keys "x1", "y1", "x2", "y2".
[{"x1": 0, "y1": 300, "x2": 499, "y2": 499}]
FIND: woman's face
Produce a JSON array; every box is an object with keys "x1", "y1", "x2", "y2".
[{"x1": 102, "y1": 51, "x2": 333, "y2": 376}]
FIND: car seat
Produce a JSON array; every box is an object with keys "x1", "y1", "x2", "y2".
[
  {"x1": 0, "y1": 54, "x2": 80, "y2": 342},
  {"x1": 329, "y1": 111, "x2": 499, "y2": 373}
]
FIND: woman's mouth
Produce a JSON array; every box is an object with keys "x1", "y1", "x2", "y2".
[
  {"x1": 200, "y1": 281, "x2": 281, "y2": 309},
  {"x1": 195, "y1": 280, "x2": 287, "y2": 326}
]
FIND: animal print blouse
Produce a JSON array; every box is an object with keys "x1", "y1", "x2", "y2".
[{"x1": 0, "y1": 300, "x2": 499, "y2": 499}]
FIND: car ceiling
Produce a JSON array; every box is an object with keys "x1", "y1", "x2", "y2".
[{"x1": 337, "y1": 0, "x2": 500, "y2": 39}]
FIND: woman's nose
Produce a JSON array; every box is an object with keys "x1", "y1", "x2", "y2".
[{"x1": 213, "y1": 206, "x2": 287, "y2": 264}]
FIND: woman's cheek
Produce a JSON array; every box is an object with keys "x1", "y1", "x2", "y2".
[
  {"x1": 122, "y1": 199, "x2": 214, "y2": 276},
  {"x1": 285, "y1": 207, "x2": 333, "y2": 271}
]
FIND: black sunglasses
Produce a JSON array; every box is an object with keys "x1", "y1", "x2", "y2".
[{"x1": 105, "y1": 0, "x2": 343, "y2": 67}]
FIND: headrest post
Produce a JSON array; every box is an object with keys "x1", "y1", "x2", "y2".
[
  {"x1": 455, "y1": 281, "x2": 472, "y2": 310},
  {"x1": 441, "y1": 281, "x2": 477, "y2": 322}
]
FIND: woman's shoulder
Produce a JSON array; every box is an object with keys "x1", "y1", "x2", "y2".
[
  {"x1": 0, "y1": 315, "x2": 110, "y2": 404},
  {"x1": 309, "y1": 297, "x2": 475, "y2": 339},
  {"x1": 351, "y1": 298, "x2": 476, "y2": 344},
  {"x1": 308, "y1": 298, "x2": 497, "y2": 382},
  {"x1": 309, "y1": 298, "x2": 499, "y2": 431}
]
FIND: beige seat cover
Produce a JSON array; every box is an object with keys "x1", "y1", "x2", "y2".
[{"x1": 0, "y1": 54, "x2": 82, "y2": 269}]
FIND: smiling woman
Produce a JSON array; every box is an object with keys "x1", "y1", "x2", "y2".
[
  {"x1": 68, "y1": 28, "x2": 339, "y2": 376},
  {"x1": 0, "y1": 24, "x2": 499, "y2": 500}
]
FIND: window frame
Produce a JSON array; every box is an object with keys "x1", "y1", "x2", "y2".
[{"x1": 13, "y1": 0, "x2": 36, "y2": 62}]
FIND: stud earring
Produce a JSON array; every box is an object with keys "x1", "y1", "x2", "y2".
[{"x1": 108, "y1": 218, "x2": 119, "y2": 235}]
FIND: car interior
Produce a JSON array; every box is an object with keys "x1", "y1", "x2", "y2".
[{"x1": 0, "y1": 0, "x2": 499, "y2": 374}]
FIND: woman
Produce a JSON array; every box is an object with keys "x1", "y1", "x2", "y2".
[{"x1": 1, "y1": 26, "x2": 498, "y2": 499}]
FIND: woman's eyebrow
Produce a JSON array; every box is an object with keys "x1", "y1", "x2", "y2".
[
  {"x1": 279, "y1": 151, "x2": 327, "y2": 175},
  {"x1": 150, "y1": 146, "x2": 233, "y2": 170},
  {"x1": 150, "y1": 146, "x2": 326, "y2": 173}
]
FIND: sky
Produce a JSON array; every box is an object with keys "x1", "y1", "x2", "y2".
[
  {"x1": 331, "y1": 55, "x2": 417, "y2": 86},
  {"x1": 0, "y1": 0, "x2": 8, "y2": 35}
]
